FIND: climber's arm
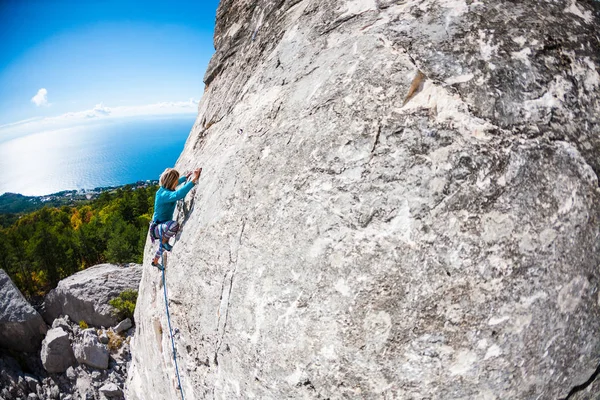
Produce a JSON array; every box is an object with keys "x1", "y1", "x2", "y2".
[{"x1": 158, "y1": 181, "x2": 195, "y2": 203}]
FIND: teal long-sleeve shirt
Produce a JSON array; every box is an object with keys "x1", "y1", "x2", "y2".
[{"x1": 152, "y1": 176, "x2": 195, "y2": 222}]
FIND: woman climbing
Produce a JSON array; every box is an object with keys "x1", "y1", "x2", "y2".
[{"x1": 150, "y1": 167, "x2": 201, "y2": 268}]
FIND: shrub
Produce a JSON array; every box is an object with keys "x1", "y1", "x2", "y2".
[
  {"x1": 106, "y1": 330, "x2": 124, "y2": 352},
  {"x1": 79, "y1": 320, "x2": 88, "y2": 330},
  {"x1": 109, "y1": 289, "x2": 138, "y2": 321}
]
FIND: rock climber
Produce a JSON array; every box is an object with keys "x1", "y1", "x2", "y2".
[{"x1": 149, "y1": 167, "x2": 201, "y2": 268}]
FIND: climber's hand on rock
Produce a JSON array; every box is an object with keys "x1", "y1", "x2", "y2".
[{"x1": 192, "y1": 168, "x2": 202, "y2": 184}]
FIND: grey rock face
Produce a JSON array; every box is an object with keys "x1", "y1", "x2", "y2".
[
  {"x1": 99, "y1": 382, "x2": 122, "y2": 397},
  {"x1": 73, "y1": 329, "x2": 109, "y2": 370},
  {"x1": 51, "y1": 315, "x2": 72, "y2": 332},
  {"x1": 49, "y1": 385, "x2": 59, "y2": 399},
  {"x1": 113, "y1": 318, "x2": 132, "y2": 334},
  {"x1": 43, "y1": 263, "x2": 141, "y2": 327},
  {"x1": 0, "y1": 270, "x2": 48, "y2": 352},
  {"x1": 65, "y1": 366, "x2": 77, "y2": 381},
  {"x1": 128, "y1": 0, "x2": 600, "y2": 399},
  {"x1": 41, "y1": 328, "x2": 76, "y2": 373}
]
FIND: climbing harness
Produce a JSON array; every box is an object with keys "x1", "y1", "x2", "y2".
[{"x1": 158, "y1": 231, "x2": 185, "y2": 400}]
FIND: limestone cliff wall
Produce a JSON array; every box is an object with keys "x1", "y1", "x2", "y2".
[{"x1": 127, "y1": 1, "x2": 600, "y2": 399}]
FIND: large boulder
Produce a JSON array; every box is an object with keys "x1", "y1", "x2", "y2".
[
  {"x1": 128, "y1": 0, "x2": 600, "y2": 399},
  {"x1": 73, "y1": 329, "x2": 109, "y2": 370},
  {"x1": 0, "y1": 269, "x2": 47, "y2": 352},
  {"x1": 40, "y1": 328, "x2": 76, "y2": 373},
  {"x1": 43, "y1": 264, "x2": 141, "y2": 327}
]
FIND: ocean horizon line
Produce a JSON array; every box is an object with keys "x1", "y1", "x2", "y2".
[
  {"x1": 0, "y1": 117, "x2": 192, "y2": 197},
  {"x1": 0, "y1": 178, "x2": 160, "y2": 199}
]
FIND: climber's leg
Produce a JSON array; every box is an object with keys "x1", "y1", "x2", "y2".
[
  {"x1": 152, "y1": 221, "x2": 180, "y2": 260},
  {"x1": 161, "y1": 220, "x2": 179, "y2": 251}
]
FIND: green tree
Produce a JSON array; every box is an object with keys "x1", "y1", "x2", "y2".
[
  {"x1": 1, "y1": 185, "x2": 158, "y2": 297},
  {"x1": 104, "y1": 218, "x2": 139, "y2": 263},
  {"x1": 78, "y1": 215, "x2": 105, "y2": 267}
]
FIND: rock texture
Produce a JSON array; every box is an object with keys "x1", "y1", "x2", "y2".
[
  {"x1": 2, "y1": 314, "x2": 131, "y2": 400},
  {"x1": 0, "y1": 353, "x2": 42, "y2": 400},
  {"x1": 99, "y1": 382, "x2": 123, "y2": 398},
  {"x1": 44, "y1": 263, "x2": 142, "y2": 327},
  {"x1": 41, "y1": 328, "x2": 76, "y2": 374},
  {"x1": 571, "y1": 372, "x2": 600, "y2": 400},
  {"x1": 128, "y1": 0, "x2": 600, "y2": 399},
  {"x1": 114, "y1": 318, "x2": 132, "y2": 334},
  {"x1": 73, "y1": 329, "x2": 110, "y2": 370},
  {"x1": 0, "y1": 269, "x2": 47, "y2": 352}
]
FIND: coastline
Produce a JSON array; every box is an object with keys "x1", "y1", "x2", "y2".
[{"x1": 0, "y1": 180, "x2": 159, "y2": 215}]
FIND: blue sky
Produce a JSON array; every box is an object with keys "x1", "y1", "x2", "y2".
[{"x1": 0, "y1": 0, "x2": 220, "y2": 138}]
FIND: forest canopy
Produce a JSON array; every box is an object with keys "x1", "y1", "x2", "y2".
[{"x1": 0, "y1": 185, "x2": 158, "y2": 298}]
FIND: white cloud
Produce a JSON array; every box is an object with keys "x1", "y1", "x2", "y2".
[
  {"x1": 86, "y1": 103, "x2": 111, "y2": 118},
  {"x1": 0, "y1": 98, "x2": 200, "y2": 140},
  {"x1": 31, "y1": 88, "x2": 49, "y2": 107}
]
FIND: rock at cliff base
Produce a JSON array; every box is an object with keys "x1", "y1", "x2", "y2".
[
  {"x1": 23, "y1": 374, "x2": 38, "y2": 392},
  {"x1": 73, "y1": 329, "x2": 109, "y2": 370},
  {"x1": 0, "y1": 270, "x2": 48, "y2": 353},
  {"x1": 113, "y1": 318, "x2": 132, "y2": 334},
  {"x1": 43, "y1": 263, "x2": 141, "y2": 327},
  {"x1": 65, "y1": 366, "x2": 77, "y2": 380},
  {"x1": 41, "y1": 328, "x2": 76, "y2": 373},
  {"x1": 99, "y1": 382, "x2": 122, "y2": 397},
  {"x1": 51, "y1": 315, "x2": 73, "y2": 333}
]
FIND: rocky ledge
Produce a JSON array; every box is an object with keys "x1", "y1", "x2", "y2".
[
  {"x1": 1, "y1": 315, "x2": 133, "y2": 400},
  {"x1": 0, "y1": 264, "x2": 141, "y2": 399},
  {"x1": 43, "y1": 264, "x2": 142, "y2": 327}
]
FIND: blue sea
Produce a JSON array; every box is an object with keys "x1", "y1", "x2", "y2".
[{"x1": 0, "y1": 116, "x2": 195, "y2": 196}]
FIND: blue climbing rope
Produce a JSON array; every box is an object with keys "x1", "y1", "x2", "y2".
[{"x1": 159, "y1": 228, "x2": 185, "y2": 400}]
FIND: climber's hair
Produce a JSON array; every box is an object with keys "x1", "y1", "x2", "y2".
[{"x1": 160, "y1": 168, "x2": 180, "y2": 191}]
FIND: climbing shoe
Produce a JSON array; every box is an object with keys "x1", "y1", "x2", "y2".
[
  {"x1": 151, "y1": 261, "x2": 164, "y2": 271},
  {"x1": 162, "y1": 242, "x2": 173, "y2": 252}
]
